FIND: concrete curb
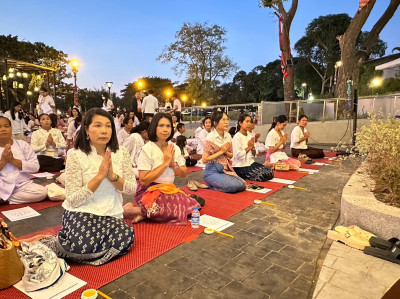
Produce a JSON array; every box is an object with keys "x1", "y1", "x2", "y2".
[{"x1": 340, "y1": 164, "x2": 400, "y2": 239}]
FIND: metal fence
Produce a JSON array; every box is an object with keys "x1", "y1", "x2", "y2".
[{"x1": 180, "y1": 94, "x2": 400, "y2": 125}]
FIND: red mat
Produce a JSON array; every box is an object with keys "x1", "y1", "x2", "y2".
[{"x1": 186, "y1": 166, "x2": 203, "y2": 173}]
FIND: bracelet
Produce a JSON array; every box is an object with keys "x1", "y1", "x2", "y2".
[{"x1": 111, "y1": 174, "x2": 119, "y2": 182}]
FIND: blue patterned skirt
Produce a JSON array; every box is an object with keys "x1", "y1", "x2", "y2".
[
  {"x1": 42, "y1": 210, "x2": 134, "y2": 266},
  {"x1": 233, "y1": 162, "x2": 274, "y2": 182}
]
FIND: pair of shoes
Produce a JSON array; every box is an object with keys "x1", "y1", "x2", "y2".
[
  {"x1": 187, "y1": 180, "x2": 209, "y2": 191},
  {"x1": 247, "y1": 183, "x2": 264, "y2": 190},
  {"x1": 365, "y1": 237, "x2": 400, "y2": 264},
  {"x1": 327, "y1": 225, "x2": 373, "y2": 250}
]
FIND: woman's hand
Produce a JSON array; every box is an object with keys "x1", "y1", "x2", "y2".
[
  {"x1": 248, "y1": 138, "x2": 255, "y2": 149},
  {"x1": 163, "y1": 144, "x2": 175, "y2": 166},
  {"x1": 1, "y1": 145, "x2": 11, "y2": 162},
  {"x1": 46, "y1": 134, "x2": 55, "y2": 147},
  {"x1": 304, "y1": 131, "x2": 310, "y2": 138},
  {"x1": 221, "y1": 142, "x2": 231, "y2": 153},
  {"x1": 280, "y1": 133, "x2": 288, "y2": 143},
  {"x1": 98, "y1": 151, "x2": 111, "y2": 179}
]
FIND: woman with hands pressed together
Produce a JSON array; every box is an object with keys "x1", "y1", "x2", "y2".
[
  {"x1": 232, "y1": 114, "x2": 274, "y2": 181},
  {"x1": 265, "y1": 114, "x2": 301, "y2": 170},
  {"x1": 123, "y1": 113, "x2": 202, "y2": 225},
  {"x1": 202, "y1": 110, "x2": 246, "y2": 193},
  {"x1": 0, "y1": 116, "x2": 47, "y2": 206},
  {"x1": 41, "y1": 108, "x2": 136, "y2": 266}
]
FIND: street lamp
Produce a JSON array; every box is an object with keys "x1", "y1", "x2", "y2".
[
  {"x1": 106, "y1": 82, "x2": 113, "y2": 99},
  {"x1": 165, "y1": 90, "x2": 171, "y2": 98},
  {"x1": 370, "y1": 77, "x2": 382, "y2": 95},
  {"x1": 202, "y1": 102, "x2": 206, "y2": 107},
  {"x1": 70, "y1": 59, "x2": 79, "y2": 107},
  {"x1": 182, "y1": 95, "x2": 187, "y2": 108},
  {"x1": 302, "y1": 83, "x2": 307, "y2": 100},
  {"x1": 138, "y1": 81, "x2": 143, "y2": 90}
]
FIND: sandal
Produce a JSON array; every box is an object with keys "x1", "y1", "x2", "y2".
[
  {"x1": 368, "y1": 237, "x2": 400, "y2": 250},
  {"x1": 364, "y1": 244, "x2": 400, "y2": 265}
]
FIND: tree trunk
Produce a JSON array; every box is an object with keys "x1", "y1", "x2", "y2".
[{"x1": 336, "y1": 0, "x2": 400, "y2": 98}]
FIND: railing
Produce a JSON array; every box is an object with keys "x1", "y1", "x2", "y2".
[{"x1": 180, "y1": 94, "x2": 399, "y2": 125}]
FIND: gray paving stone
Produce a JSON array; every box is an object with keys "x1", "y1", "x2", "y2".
[
  {"x1": 279, "y1": 287, "x2": 308, "y2": 299},
  {"x1": 109, "y1": 289, "x2": 134, "y2": 299},
  {"x1": 192, "y1": 249, "x2": 231, "y2": 269},
  {"x1": 241, "y1": 243, "x2": 271, "y2": 258},
  {"x1": 264, "y1": 251, "x2": 304, "y2": 272},
  {"x1": 176, "y1": 283, "x2": 224, "y2": 298},
  {"x1": 279, "y1": 245, "x2": 316, "y2": 262},
  {"x1": 126, "y1": 281, "x2": 168, "y2": 298},
  {"x1": 195, "y1": 269, "x2": 233, "y2": 291},
  {"x1": 219, "y1": 281, "x2": 269, "y2": 299},
  {"x1": 245, "y1": 225, "x2": 274, "y2": 237},
  {"x1": 268, "y1": 231, "x2": 303, "y2": 247},
  {"x1": 256, "y1": 238, "x2": 286, "y2": 251},
  {"x1": 296, "y1": 262, "x2": 316, "y2": 276},
  {"x1": 167, "y1": 256, "x2": 209, "y2": 277},
  {"x1": 291, "y1": 274, "x2": 313, "y2": 291}
]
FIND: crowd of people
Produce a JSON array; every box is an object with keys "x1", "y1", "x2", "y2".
[{"x1": 0, "y1": 87, "x2": 325, "y2": 266}]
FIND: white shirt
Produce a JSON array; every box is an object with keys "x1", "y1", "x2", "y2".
[
  {"x1": 265, "y1": 129, "x2": 285, "y2": 149},
  {"x1": 122, "y1": 133, "x2": 144, "y2": 167},
  {"x1": 62, "y1": 146, "x2": 136, "y2": 218},
  {"x1": 28, "y1": 119, "x2": 39, "y2": 130},
  {"x1": 0, "y1": 140, "x2": 39, "y2": 199},
  {"x1": 4, "y1": 111, "x2": 29, "y2": 135},
  {"x1": 173, "y1": 131, "x2": 182, "y2": 140},
  {"x1": 137, "y1": 99, "x2": 142, "y2": 110},
  {"x1": 232, "y1": 131, "x2": 255, "y2": 167},
  {"x1": 165, "y1": 102, "x2": 173, "y2": 110},
  {"x1": 38, "y1": 95, "x2": 55, "y2": 114},
  {"x1": 291, "y1": 126, "x2": 308, "y2": 149},
  {"x1": 196, "y1": 128, "x2": 210, "y2": 155},
  {"x1": 173, "y1": 99, "x2": 182, "y2": 112},
  {"x1": 137, "y1": 141, "x2": 185, "y2": 184},
  {"x1": 194, "y1": 126, "x2": 203, "y2": 140},
  {"x1": 132, "y1": 116, "x2": 140, "y2": 127},
  {"x1": 117, "y1": 129, "x2": 130, "y2": 145},
  {"x1": 206, "y1": 129, "x2": 232, "y2": 147},
  {"x1": 102, "y1": 99, "x2": 113, "y2": 111},
  {"x1": 66, "y1": 121, "x2": 78, "y2": 140},
  {"x1": 31, "y1": 128, "x2": 67, "y2": 157},
  {"x1": 142, "y1": 95, "x2": 159, "y2": 114}
]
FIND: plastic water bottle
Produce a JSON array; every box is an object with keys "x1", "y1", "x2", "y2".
[{"x1": 191, "y1": 207, "x2": 200, "y2": 228}]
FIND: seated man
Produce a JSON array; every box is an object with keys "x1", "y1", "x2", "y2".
[
  {"x1": 172, "y1": 122, "x2": 186, "y2": 143},
  {"x1": 290, "y1": 115, "x2": 325, "y2": 159},
  {"x1": 0, "y1": 116, "x2": 47, "y2": 205}
]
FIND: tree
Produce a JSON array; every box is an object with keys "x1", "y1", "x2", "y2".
[
  {"x1": 0, "y1": 35, "x2": 72, "y2": 110},
  {"x1": 260, "y1": 0, "x2": 298, "y2": 101},
  {"x1": 157, "y1": 22, "x2": 238, "y2": 103},
  {"x1": 336, "y1": 0, "x2": 400, "y2": 98}
]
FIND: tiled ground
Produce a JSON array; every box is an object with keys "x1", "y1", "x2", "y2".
[{"x1": 3, "y1": 151, "x2": 359, "y2": 298}]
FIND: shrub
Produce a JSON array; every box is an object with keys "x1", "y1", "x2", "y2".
[{"x1": 355, "y1": 115, "x2": 400, "y2": 204}]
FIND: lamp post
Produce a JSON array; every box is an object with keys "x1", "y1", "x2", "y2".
[
  {"x1": 71, "y1": 59, "x2": 79, "y2": 107},
  {"x1": 182, "y1": 95, "x2": 187, "y2": 108},
  {"x1": 302, "y1": 83, "x2": 307, "y2": 100},
  {"x1": 106, "y1": 82, "x2": 113, "y2": 99},
  {"x1": 334, "y1": 61, "x2": 342, "y2": 96},
  {"x1": 138, "y1": 81, "x2": 143, "y2": 91}
]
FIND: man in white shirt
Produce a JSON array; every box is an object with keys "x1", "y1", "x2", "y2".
[
  {"x1": 37, "y1": 87, "x2": 55, "y2": 115},
  {"x1": 141, "y1": 90, "x2": 159, "y2": 118},
  {"x1": 172, "y1": 93, "x2": 182, "y2": 122}
]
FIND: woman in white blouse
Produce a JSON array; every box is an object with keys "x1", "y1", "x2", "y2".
[
  {"x1": 66, "y1": 113, "x2": 82, "y2": 148},
  {"x1": 117, "y1": 116, "x2": 134, "y2": 145},
  {"x1": 265, "y1": 115, "x2": 301, "y2": 170},
  {"x1": 291, "y1": 114, "x2": 325, "y2": 158},
  {"x1": 4, "y1": 101, "x2": 29, "y2": 140},
  {"x1": 232, "y1": 114, "x2": 274, "y2": 181},
  {"x1": 41, "y1": 108, "x2": 136, "y2": 266},
  {"x1": 102, "y1": 92, "x2": 114, "y2": 112},
  {"x1": 123, "y1": 113, "x2": 201, "y2": 225},
  {"x1": 31, "y1": 113, "x2": 67, "y2": 171},
  {"x1": 0, "y1": 117, "x2": 47, "y2": 205},
  {"x1": 202, "y1": 110, "x2": 246, "y2": 193},
  {"x1": 122, "y1": 121, "x2": 150, "y2": 178},
  {"x1": 196, "y1": 116, "x2": 212, "y2": 156}
]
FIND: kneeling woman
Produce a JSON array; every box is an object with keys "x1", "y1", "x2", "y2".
[
  {"x1": 123, "y1": 113, "x2": 201, "y2": 225},
  {"x1": 290, "y1": 115, "x2": 325, "y2": 159},
  {"x1": 0, "y1": 117, "x2": 47, "y2": 205},
  {"x1": 31, "y1": 113, "x2": 67, "y2": 171},
  {"x1": 232, "y1": 114, "x2": 274, "y2": 181},
  {"x1": 41, "y1": 108, "x2": 137, "y2": 266},
  {"x1": 202, "y1": 111, "x2": 246, "y2": 193},
  {"x1": 265, "y1": 115, "x2": 301, "y2": 170}
]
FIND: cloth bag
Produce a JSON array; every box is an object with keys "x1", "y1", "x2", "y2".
[
  {"x1": 46, "y1": 183, "x2": 66, "y2": 201},
  {"x1": 0, "y1": 219, "x2": 24, "y2": 290},
  {"x1": 18, "y1": 241, "x2": 69, "y2": 292},
  {"x1": 275, "y1": 162, "x2": 290, "y2": 172}
]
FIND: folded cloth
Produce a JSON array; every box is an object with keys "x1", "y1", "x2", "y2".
[
  {"x1": 18, "y1": 241, "x2": 69, "y2": 292},
  {"x1": 141, "y1": 183, "x2": 185, "y2": 210},
  {"x1": 270, "y1": 151, "x2": 289, "y2": 164}
]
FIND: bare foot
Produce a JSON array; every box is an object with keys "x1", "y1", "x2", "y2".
[
  {"x1": 131, "y1": 214, "x2": 146, "y2": 224},
  {"x1": 20, "y1": 234, "x2": 52, "y2": 243},
  {"x1": 123, "y1": 203, "x2": 137, "y2": 219},
  {"x1": 263, "y1": 161, "x2": 274, "y2": 168}
]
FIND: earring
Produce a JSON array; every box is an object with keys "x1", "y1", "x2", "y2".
[{"x1": 86, "y1": 135, "x2": 90, "y2": 140}]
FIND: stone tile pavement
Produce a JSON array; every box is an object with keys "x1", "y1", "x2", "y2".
[{"x1": 313, "y1": 241, "x2": 400, "y2": 299}]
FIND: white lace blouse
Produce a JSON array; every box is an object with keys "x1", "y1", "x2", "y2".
[
  {"x1": 62, "y1": 145, "x2": 137, "y2": 218},
  {"x1": 30, "y1": 128, "x2": 67, "y2": 157}
]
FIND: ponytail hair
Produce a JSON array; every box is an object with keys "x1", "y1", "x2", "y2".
[
  {"x1": 131, "y1": 121, "x2": 150, "y2": 134},
  {"x1": 237, "y1": 113, "x2": 251, "y2": 132},
  {"x1": 176, "y1": 135, "x2": 187, "y2": 155},
  {"x1": 269, "y1": 115, "x2": 288, "y2": 131}
]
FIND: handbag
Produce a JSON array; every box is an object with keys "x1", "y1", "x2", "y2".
[
  {"x1": 275, "y1": 162, "x2": 290, "y2": 172},
  {"x1": 0, "y1": 219, "x2": 24, "y2": 290},
  {"x1": 47, "y1": 183, "x2": 66, "y2": 201}
]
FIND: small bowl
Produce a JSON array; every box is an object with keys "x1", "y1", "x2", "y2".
[
  {"x1": 253, "y1": 199, "x2": 262, "y2": 204},
  {"x1": 204, "y1": 228, "x2": 214, "y2": 235},
  {"x1": 81, "y1": 289, "x2": 98, "y2": 299}
]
